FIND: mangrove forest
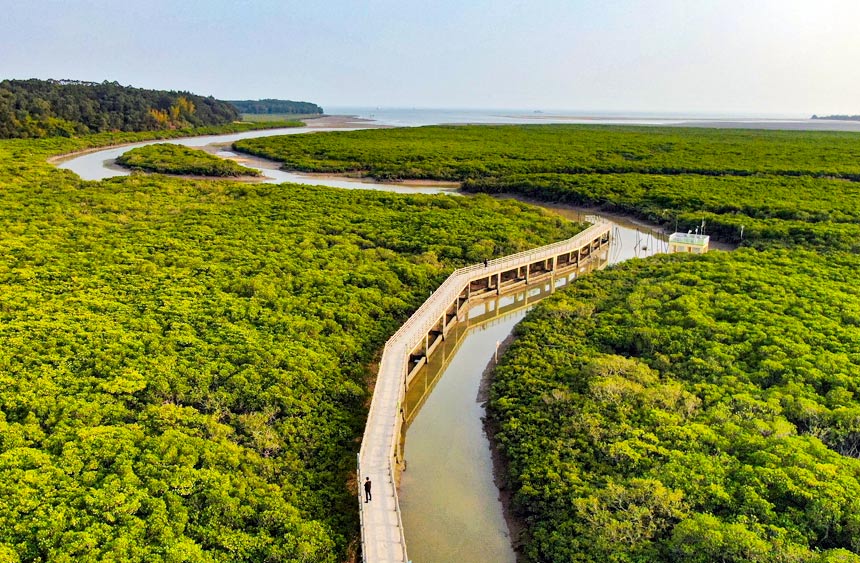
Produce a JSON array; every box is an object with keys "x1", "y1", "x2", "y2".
[
  {"x1": 0, "y1": 123, "x2": 581, "y2": 562},
  {"x1": 232, "y1": 123, "x2": 860, "y2": 561},
  {"x1": 116, "y1": 144, "x2": 264, "y2": 178}
]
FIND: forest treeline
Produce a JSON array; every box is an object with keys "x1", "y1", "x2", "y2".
[
  {"x1": 116, "y1": 144, "x2": 263, "y2": 177},
  {"x1": 0, "y1": 129, "x2": 580, "y2": 562},
  {"x1": 811, "y1": 114, "x2": 860, "y2": 121},
  {"x1": 228, "y1": 99, "x2": 323, "y2": 115},
  {"x1": 0, "y1": 79, "x2": 241, "y2": 138}
]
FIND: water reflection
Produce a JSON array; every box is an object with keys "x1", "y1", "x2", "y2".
[
  {"x1": 399, "y1": 203, "x2": 681, "y2": 562},
  {"x1": 402, "y1": 255, "x2": 608, "y2": 428},
  {"x1": 399, "y1": 252, "x2": 610, "y2": 563}
]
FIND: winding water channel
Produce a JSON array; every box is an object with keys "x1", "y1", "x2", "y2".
[
  {"x1": 398, "y1": 211, "x2": 670, "y2": 562},
  {"x1": 55, "y1": 121, "x2": 459, "y2": 195},
  {"x1": 57, "y1": 123, "x2": 681, "y2": 562}
]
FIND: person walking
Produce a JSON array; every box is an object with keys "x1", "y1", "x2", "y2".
[{"x1": 364, "y1": 477, "x2": 372, "y2": 503}]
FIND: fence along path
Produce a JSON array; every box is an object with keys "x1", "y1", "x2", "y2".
[{"x1": 357, "y1": 219, "x2": 611, "y2": 562}]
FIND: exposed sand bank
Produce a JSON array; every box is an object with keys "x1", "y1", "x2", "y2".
[{"x1": 303, "y1": 114, "x2": 384, "y2": 128}]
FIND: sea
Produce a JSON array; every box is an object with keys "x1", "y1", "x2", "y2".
[{"x1": 326, "y1": 106, "x2": 860, "y2": 132}]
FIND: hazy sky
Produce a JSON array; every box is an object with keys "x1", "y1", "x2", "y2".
[{"x1": 3, "y1": 0, "x2": 859, "y2": 116}]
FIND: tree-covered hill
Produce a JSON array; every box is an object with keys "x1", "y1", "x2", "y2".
[
  {"x1": 0, "y1": 79, "x2": 241, "y2": 138},
  {"x1": 228, "y1": 99, "x2": 323, "y2": 115}
]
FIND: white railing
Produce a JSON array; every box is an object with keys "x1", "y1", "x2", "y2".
[
  {"x1": 357, "y1": 220, "x2": 611, "y2": 563},
  {"x1": 393, "y1": 219, "x2": 610, "y2": 354}
]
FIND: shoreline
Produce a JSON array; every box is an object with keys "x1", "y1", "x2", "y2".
[
  {"x1": 46, "y1": 115, "x2": 383, "y2": 165},
  {"x1": 278, "y1": 171, "x2": 460, "y2": 188},
  {"x1": 490, "y1": 193, "x2": 737, "y2": 252},
  {"x1": 478, "y1": 331, "x2": 526, "y2": 562},
  {"x1": 126, "y1": 170, "x2": 268, "y2": 183},
  {"x1": 303, "y1": 114, "x2": 382, "y2": 129}
]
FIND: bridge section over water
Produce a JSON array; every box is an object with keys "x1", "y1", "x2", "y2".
[{"x1": 357, "y1": 220, "x2": 612, "y2": 563}]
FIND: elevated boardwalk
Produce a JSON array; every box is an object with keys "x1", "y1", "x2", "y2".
[
  {"x1": 357, "y1": 220, "x2": 612, "y2": 562},
  {"x1": 403, "y1": 250, "x2": 610, "y2": 428}
]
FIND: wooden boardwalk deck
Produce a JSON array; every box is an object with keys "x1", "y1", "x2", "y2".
[{"x1": 357, "y1": 220, "x2": 612, "y2": 562}]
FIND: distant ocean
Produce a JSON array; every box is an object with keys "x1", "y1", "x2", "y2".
[{"x1": 326, "y1": 107, "x2": 860, "y2": 132}]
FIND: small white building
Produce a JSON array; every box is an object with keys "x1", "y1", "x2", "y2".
[{"x1": 668, "y1": 232, "x2": 709, "y2": 254}]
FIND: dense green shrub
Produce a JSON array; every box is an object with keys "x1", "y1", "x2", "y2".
[
  {"x1": 117, "y1": 144, "x2": 262, "y2": 177},
  {"x1": 233, "y1": 124, "x2": 860, "y2": 250},
  {"x1": 490, "y1": 251, "x2": 860, "y2": 562},
  {"x1": 251, "y1": 124, "x2": 860, "y2": 561},
  {"x1": 233, "y1": 124, "x2": 860, "y2": 180},
  {"x1": 19, "y1": 121, "x2": 860, "y2": 561},
  {"x1": 0, "y1": 132, "x2": 581, "y2": 561},
  {"x1": 464, "y1": 173, "x2": 860, "y2": 251}
]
